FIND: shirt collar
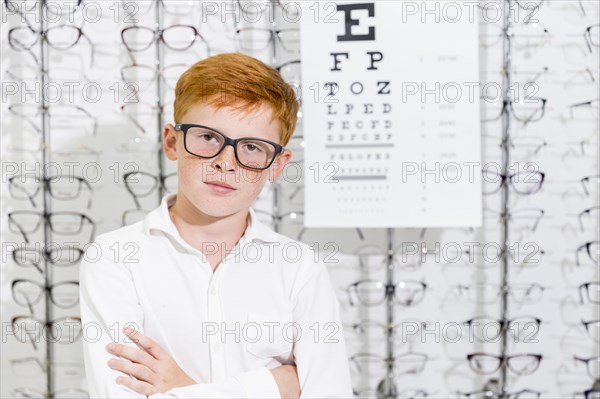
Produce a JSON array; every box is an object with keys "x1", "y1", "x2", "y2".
[{"x1": 143, "y1": 193, "x2": 279, "y2": 245}]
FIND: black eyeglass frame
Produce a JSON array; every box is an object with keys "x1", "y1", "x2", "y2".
[
  {"x1": 120, "y1": 25, "x2": 209, "y2": 53},
  {"x1": 466, "y1": 352, "x2": 543, "y2": 375},
  {"x1": 7, "y1": 211, "x2": 96, "y2": 244},
  {"x1": 174, "y1": 123, "x2": 286, "y2": 171}
]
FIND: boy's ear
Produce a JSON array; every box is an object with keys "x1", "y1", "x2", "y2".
[
  {"x1": 163, "y1": 124, "x2": 178, "y2": 161},
  {"x1": 268, "y1": 149, "x2": 293, "y2": 182}
]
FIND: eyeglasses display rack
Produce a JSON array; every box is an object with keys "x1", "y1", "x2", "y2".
[
  {"x1": 378, "y1": 228, "x2": 397, "y2": 399},
  {"x1": 269, "y1": 0, "x2": 282, "y2": 234},
  {"x1": 39, "y1": 1, "x2": 54, "y2": 396},
  {"x1": 499, "y1": 0, "x2": 514, "y2": 396},
  {"x1": 154, "y1": 0, "x2": 166, "y2": 201}
]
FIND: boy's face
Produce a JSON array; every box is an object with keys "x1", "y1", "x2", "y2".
[{"x1": 163, "y1": 101, "x2": 292, "y2": 218}]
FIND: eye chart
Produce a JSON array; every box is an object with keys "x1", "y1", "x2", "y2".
[{"x1": 300, "y1": 1, "x2": 482, "y2": 228}]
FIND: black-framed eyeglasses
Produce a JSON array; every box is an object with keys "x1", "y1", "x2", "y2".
[
  {"x1": 11, "y1": 316, "x2": 82, "y2": 350},
  {"x1": 12, "y1": 244, "x2": 84, "y2": 274},
  {"x1": 123, "y1": 171, "x2": 177, "y2": 210},
  {"x1": 12, "y1": 279, "x2": 79, "y2": 315},
  {"x1": 175, "y1": 124, "x2": 285, "y2": 171},
  {"x1": 574, "y1": 355, "x2": 600, "y2": 380},
  {"x1": 346, "y1": 280, "x2": 427, "y2": 307},
  {"x1": 463, "y1": 315, "x2": 541, "y2": 343},
  {"x1": 481, "y1": 96, "x2": 547, "y2": 125},
  {"x1": 466, "y1": 353, "x2": 543, "y2": 375},
  {"x1": 8, "y1": 211, "x2": 95, "y2": 244},
  {"x1": 482, "y1": 169, "x2": 545, "y2": 195},
  {"x1": 8, "y1": 174, "x2": 92, "y2": 209},
  {"x1": 121, "y1": 25, "x2": 209, "y2": 53},
  {"x1": 579, "y1": 282, "x2": 600, "y2": 305}
]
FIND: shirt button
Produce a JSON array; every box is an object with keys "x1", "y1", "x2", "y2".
[
  {"x1": 213, "y1": 343, "x2": 221, "y2": 352},
  {"x1": 211, "y1": 287, "x2": 217, "y2": 296}
]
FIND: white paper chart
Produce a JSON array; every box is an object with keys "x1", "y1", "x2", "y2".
[{"x1": 300, "y1": 1, "x2": 482, "y2": 228}]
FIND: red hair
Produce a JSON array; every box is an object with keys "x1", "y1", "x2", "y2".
[{"x1": 174, "y1": 53, "x2": 299, "y2": 146}]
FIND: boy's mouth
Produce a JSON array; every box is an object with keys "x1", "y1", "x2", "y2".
[{"x1": 204, "y1": 181, "x2": 236, "y2": 193}]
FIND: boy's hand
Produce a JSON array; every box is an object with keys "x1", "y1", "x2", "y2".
[
  {"x1": 107, "y1": 327, "x2": 300, "y2": 398},
  {"x1": 106, "y1": 327, "x2": 196, "y2": 396},
  {"x1": 270, "y1": 364, "x2": 301, "y2": 399}
]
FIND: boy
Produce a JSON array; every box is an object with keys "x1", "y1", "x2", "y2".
[{"x1": 79, "y1": 53, "x2": 353, "y2": 398}]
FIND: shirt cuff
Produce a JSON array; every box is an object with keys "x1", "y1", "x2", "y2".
[{"x1": 236, "y1": 366, "x2": 281, "y2": 398}]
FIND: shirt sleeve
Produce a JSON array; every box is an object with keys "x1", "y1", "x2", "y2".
[
  {"x1": 291, "y1": 257, "x2": 354, "y2": 398},
  {"x1": 80, "y1": 238, "x2": 282, "y2": 399},
  {"x1": 80, "y1": 237, "x2": 147, "y2": 398},
  {"x1": 148, "y1": 367, "x2": 280, "y2": 398}
]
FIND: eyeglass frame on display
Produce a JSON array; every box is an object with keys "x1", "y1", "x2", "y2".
[
  {"x1": 8, "y1": 174, "x2": 93, "y2": 209},
  {"x1": 11, "y1": 244, "x2": 85, "y2": 275},
  {"x1": 466, "y1": 352, "x2": 543, "y2": 375},
  {"x1": 346, "y1": 280, "x2": 428, "y2": 307},
  {"x1": 7, "y1": 210, "x2": 96, "y2": 244},
  {"x1": 120, "y1": 25, "x2": 210, "y2": 53},
  {"x1": 7, "y1": 21, "x2": 95, "y2": 66},
  {"x1": 11, "y1": 279, "x2": 80, "y2": 315}
]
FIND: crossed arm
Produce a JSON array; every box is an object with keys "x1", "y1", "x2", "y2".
[
  {"x1": 105, "y1": 327, "x2": 300, "y2": 398},
  {"x1": 80, "y1": 238, "x2": 352, "y2": 398}
]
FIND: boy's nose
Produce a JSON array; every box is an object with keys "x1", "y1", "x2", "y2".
[{"x1": 211, "y1": 144, "x2": 237, "y2": 172}]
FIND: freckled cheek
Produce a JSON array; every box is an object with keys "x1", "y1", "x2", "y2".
[{"x1": 177, "y1": 157, "x2": 211, "y2": 186}]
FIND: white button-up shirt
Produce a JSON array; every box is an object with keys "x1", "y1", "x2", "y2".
[{"x1": 80, "y1": 193, "x2": 353, "y2": 398}]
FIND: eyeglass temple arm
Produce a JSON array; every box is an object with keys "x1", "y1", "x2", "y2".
[{"x1": 11, "y1": 219, "x2": 31, "y2": 244}]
